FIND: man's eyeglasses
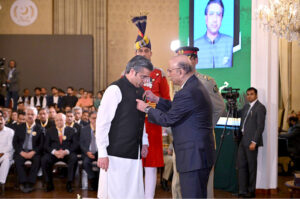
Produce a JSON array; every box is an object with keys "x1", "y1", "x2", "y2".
[{"x1": 167, "y1": 68, "x2": 181, "y2": 73}]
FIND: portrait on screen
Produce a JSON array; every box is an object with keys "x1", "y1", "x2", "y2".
[{"x1": 194, "y1": 0, "x2": 234, "y2": 69}]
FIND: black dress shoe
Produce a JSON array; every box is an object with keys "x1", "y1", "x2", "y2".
[
  {"x1": 0, "y1": 183, "x2": 4, "y2": 195},
  {"x1": 26, "y1": 183, "x2": 35, "y2": 192},
  {"x1": 20, "y1": 184, "x2": 30, "y2": 193},
  {"x1": 45, "y1": 183, "x2": 54, "y2": 192},
  {"x1": 245, "y1": 192, "x2": 256, "y2": 198},
  {"x1": 89, "y1": 178, "x2": 98, "y2": 191},
  {"x1": 161, "y1": 179, "x2": 170, "y2": 192},
  {"x1": 66, "y1": 181, "x2": 73, "y2": 193}
]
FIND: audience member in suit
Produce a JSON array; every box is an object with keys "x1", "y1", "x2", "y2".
[
  {"x1": 48, "y1": 107, "x2": 57, "y2": 122},
  {"x1": 42, "y1": 113, "x2": 79, "y2": 193},
  {"x1": 0, "y1": 111, "x2": 14, "y2": 192},
  {"x1": 81, "y1": 110, "x2": 90, "y2": 125},
  {"x1": 9, "y1": 111, "x2": 25, "y2": 131},
  {"x1": 6, "y1": 110, "x2": 17, "y2": 128},
  {"x1": 30, "y1": 87, "x2": 47, "y2": 109},
  {"x1": 17, "y1": 102, "x2": 25, "y2": 112},
  {"x1": 73, "y1": 106, "x2": 88, "y2": 127},
  {"x1": 2, "y1": 108, "x2": 12, "y2": 125},
  {"x1": 13, "y1": 107, "x2": 44, "y2": 193},
  {"x1": 65, "y1": 111, "x2": 81, "y2": 135},
  {"x1": 5, "y1": 60, "x2": 19, "y2": 110},
  {"x1": 136, "y1": 55, "x2": 215, "y2": 198},
  {"x1": 62, "y1": 87, "x2": 78, "y2": 109},
  {"x1": 65, "y1": 111, "x2": 81, "y2": 154},
  {"x1": 47, "y1": 87, "x2": 63, "y2": 112},
  {"x1": 80, "y1": 111, "x2": 98, "y2": 191},
  {"x1": 17, "y1": 88, "x2": 31, "y2": 107},
  {"x1": 279, "y1": 116, "x2": 300, "y2": 169},
  {"x1": 237, "y1": 87, "x2": 266, "y2": 198},
  {"x1": 36, "y1": 108, "x2": 55, "y2": 130}
]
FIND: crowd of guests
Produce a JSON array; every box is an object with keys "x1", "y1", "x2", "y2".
[
  {"x1": 15, "y1": 86, "x2": 104, "y2": 112},
  {"x1": 0, "y1": 87, "x2": 105, "y2": 194}
]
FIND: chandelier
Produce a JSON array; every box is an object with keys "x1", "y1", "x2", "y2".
[{"x1": 256, "y1": 0, "x2": 300, "y2": 42}]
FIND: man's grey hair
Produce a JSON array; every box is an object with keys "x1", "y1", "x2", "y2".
[
  {"x1": 72, "y1": 106, "x2": 82, "y2": 114},
  {"x1": 25, "y1": 106, "x2": 38, "y2": 116},
  {"x1": 177, "y1": 61, "x2": 193, "y2": 74},
  {"x1": 125, "y1": 55, "x2": 153, "y2": 74},
  {"x1": 55, "y1": 113, "x2": 66, "y2": 121}
]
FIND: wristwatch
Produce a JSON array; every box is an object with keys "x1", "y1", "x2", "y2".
[{"x1": 144, "y1": 106, "x2": 152, "y2": 114}]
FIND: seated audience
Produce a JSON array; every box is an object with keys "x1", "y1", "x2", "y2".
[
  {"x1": 279, "y1": 116, "x2": 300, "y2": 169},
  {"x1": 48, "y1": 107, "x2": 57, "y2": 122},
  {"x1": 10, "y1": 111, "x2": 26, "y2": 131},
  {"x1": 36, "y1": 108, "x2": 55, "y2": 130},
  {"x1": 76, "y1": 91, "x2": 93, "y2": 109},
  {"x1": 65, "y1": 111, "x2": 81, "y2": 135},
  {"x1": 30, "y1": 87, "x2": 47, "y2": 109},
  {"x1": 18, "y1": 88, "x2": 31, "y2": 107},
  {"x1": 80, "y1": 111, "x2": 98, "y2": 191},
  {"x1": 94, "y1": 90, "x2": 103, "y2": 109},
  {"x1": 0, "y1": 111, "x2": 14, "y2": 192},
  {"x1": 17, "y1": 102, "x2": 25, "y2": 112},
  {"x1": 58, "y1": 88, "x2": 66, "y2": 97},
  {"x1": 81, "y1": 110, "x2": 90, "y2": 125},
  {"x1": 77, "y1": 88, "x2": 85, "y2": 98},
  {"x1": 3, "y1": 108, "x2": 12, "y2": 124},
  {"x1": 47, "y1": 87, "x2": 63, "y2": 112},
  {"x1": 62, "y1": 87, "x2": 78, "y2": 109},
  {"x1": 13, "y1": 107, "x2": 44, "y2": 193},
  {"x1": 73, "y1": 106, "x2": 88, "y2": 127},
  {"x1": 42, "y1": 113, "x2": 78, "y2": 193}
]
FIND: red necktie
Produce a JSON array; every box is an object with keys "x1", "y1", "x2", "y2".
[{"x1": 58, "y1": 129, "x2": 63, "y2": 144}]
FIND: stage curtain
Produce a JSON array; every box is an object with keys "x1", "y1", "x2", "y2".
[
  {"x1": 251, "y1": 0, "x2": 279, "y2": 190},
  {"x1": 53, "y1": 0, "x2": 107, "y2": 91}
]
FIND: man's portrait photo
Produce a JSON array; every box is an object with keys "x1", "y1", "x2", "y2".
[{"x1": 194, "y1": 0, "x2": 234, "y2": 69}]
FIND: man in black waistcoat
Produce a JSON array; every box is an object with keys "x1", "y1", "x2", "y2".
[
  {"x1": 96, "y1": 55, "x2": 153, "y2": 199},
  {"x1": 80, "y1": 111, "x2": 98, "y2": 190},
  {"x1": 13, "y1": 107, "x2": 44, "y2": 193},
  {"x1": 41, "y1": 113, "x2": 78, "y2": 193}
]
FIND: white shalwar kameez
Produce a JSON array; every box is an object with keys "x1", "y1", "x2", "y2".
[{"x1": 96, "y1": 85, "x2": 149, "y2": 199}]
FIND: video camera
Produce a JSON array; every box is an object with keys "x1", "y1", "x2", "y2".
[{"x1": 221, "y1": 87, "x2": 240, "y2": 102}]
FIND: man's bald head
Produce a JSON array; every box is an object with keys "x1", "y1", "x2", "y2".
[
  {"x1": 55, "y1": 113, "x2": 66, "y2": 128},
  {"x1": 169, "y1": 55, "x2": 193, "y2": 75}
]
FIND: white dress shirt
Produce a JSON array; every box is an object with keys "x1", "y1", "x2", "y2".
[{"x1": 0, "y1": 126, "x2": 14, "y2": 157}]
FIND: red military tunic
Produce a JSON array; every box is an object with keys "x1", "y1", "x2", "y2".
[{"x1": 143, "y1": 68, "x2": 170, "y2": 167}]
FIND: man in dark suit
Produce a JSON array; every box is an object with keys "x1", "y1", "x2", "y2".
[
  {"x1": 36, "y1": 108, "x2": 55, "y2": 130},
  {"x1": 47, "y1": 87, "x2": 63, "y2": 111},
  {"x1": 41, "y1": 113, "x2": 78, "y2": 193},
  {"x1": 136, "y1": 55, "x2": 215, "y2": 198},
  {"x1": 73, "y1": 106, "x2": 89, "y2": 127},
  {"x1": 62, "y1": 87, "x2": 78, "y2": 109},
  {"x1": 5, "y1": 60, "x2": 19, "y2": 110},
  {"x1": 13, "y1": 107, "x2": 44, "y2": 193},
  {"x1": 80, "y1": 111, "x2": 98, "y2": 190},
  {"x1": 65, "y1": 111, "x2": 81, "y2": 135},
  {"x1": 237, "y1": 87, "x2": 266, "y2": 198}
]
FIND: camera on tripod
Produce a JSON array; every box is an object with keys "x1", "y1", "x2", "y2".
[{"x1": 221, "y1": 87, "x2": 240, "y2": 104}]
